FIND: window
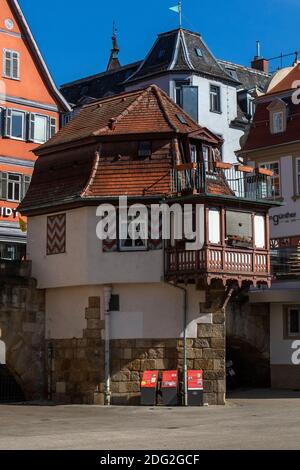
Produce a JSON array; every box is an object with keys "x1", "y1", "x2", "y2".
[
  {"x1": 284, "y1": 306, "x2": 300, "y2": 339},
  {"x1": 272, "y1": 111, "x2": 284, "y2": 134},
  {"x1": 119, "y1": 214, "x2": 147, "y2": 251},
  {"x1": 210, "y1": 85, "x2": 221, "y2": 113},
  {"x1": 7, "y1": 173, "x2": 21, "y2": 202},
  {"x1": 195, "y1": 48, "x2": 203, "y2": 57},
  {"x1": 0, "y1": 172, "x2": 31, "y2": 201},
  {"x1": 5, "y1": 109, "x2": 25, "y2": 140},
  {"x1": 190, "y1": 145, "x2": 197, "y2": 163},
  {"x1": 260, "y1": 162, "x2": 280, "y2": 197},
  {"x1": 208, "y1": 209, "x2": 221, "y2": 244},
  {"x1": 226, "y1": 210, "x2": 253, "y2": 249},
  {"x1": 29, "y1": 114, "x2": 48, "y2": 143},
  {"x1": 226, "y1": 68, "x2": 238, "y2": 81},
  {"x1": 254, "y1": 215, "x2": 265, "y2": 249},
  {"x1": 138, "y1": 141, "x2": 151, "y2": 158},
  {"x1": 3, "y1": 49, "x2": 20, "y2": 80},
  {"x1": 2, "y1": 109, "x2": 56, "y2": 143},
  {"x1": 288, "y1": 308, "x2": 299, "y2": 336},
  {"x1": 296, "y1": 159, "x2": 300, "y2": 195},
  {"x1": 174, "y1": 81, "x2": 198, "y2": 122}
]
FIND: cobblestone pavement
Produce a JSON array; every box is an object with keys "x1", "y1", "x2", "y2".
[{"x1": 0, "y1": 389, "x2": 300, "y2": 450}]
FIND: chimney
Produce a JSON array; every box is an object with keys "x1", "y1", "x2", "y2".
[{"x1": 251, "y1": 41, "x2": 269, "y2": 73}]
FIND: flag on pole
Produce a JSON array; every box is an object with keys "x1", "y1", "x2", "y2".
[
  {"x1": 169, "y1": 5, "x2": 180, "y2": 13},
  {"x1": 169, "y1": 2, "x2": 182, "y2": 27}
]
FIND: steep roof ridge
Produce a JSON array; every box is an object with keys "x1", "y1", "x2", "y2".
[
  {"x1": 124, "y1": 34, "x2": 162, "y2": 83},
  {"x1": 10, "y1": 0, "x2": 71, "y2": 111},
  {"x1": 81, "y1": 150, "x2": 100, "y2": 197},
  {"x1": 219, "y1": 59, "x2": 270, "y2": 77},
  {"x1": 197, "y1": 33, "x2": 237, "y2": 82},
  {"x1": 179, "y1": 30, "x2": 194, "y2": 69},
  {"x1": 152, "y1": 86, "x2": 178, "y2": 132}
]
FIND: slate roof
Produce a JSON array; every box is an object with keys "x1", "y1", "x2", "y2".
[
  {"x1": 125, "y1": 29, "x2": 239, "y2": 85},
  {"x1": 61, "y1": 62, "x2": 141, "y2": 106},
  {"x1": 219, "y1": 60, "x2": 270, "y2": 92}
]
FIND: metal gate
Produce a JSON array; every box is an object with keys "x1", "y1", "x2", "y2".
[{"x1": 0, "y1": 365, "x2": 25, "y2": 403}]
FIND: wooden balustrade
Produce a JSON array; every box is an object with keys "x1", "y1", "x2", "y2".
[{"x1": 165, "y1": 245, "x2": 270, "y2": 284}]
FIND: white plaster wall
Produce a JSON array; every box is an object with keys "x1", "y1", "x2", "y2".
[
  {"x1": 46, "y1": 285, "x2": 102, "y2": 339},
  {"x1": 270, "y1": 303, "x2": 296, "y2": 365},
  {"x1": 268, "y1": 155, "x2": 300, "y2": 239},
  {"x1": 45, "y1": 283, "x2": 206, "y2": 340},
  {"x1": 28, "y1": 207, "x2": 163, "y2": 289}
]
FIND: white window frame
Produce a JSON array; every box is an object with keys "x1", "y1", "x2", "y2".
[
  {"x1": 3, "y1": 49, "x2": 20, "y2": 80},
  {"x1": 287, "y1": 307, "x2": 300, "y2": 337},
  {"x1": 260, "y1": 161, "x2": 281, "y2": 198},
  {"x1": 208, "y1": 209, "x2": 221, "y2": 245},
  {"x1": 119, "y1": 214, "x2": 148, "y2": 252},
  {"x1": 7, "y1": 173, "x2": 22, "y2": 202},
  {"x1": 29, "y1": 113, "x2": 48, "y2": 144},
  {"x1": 254, "y1": 214, "x2": 266, "y2": 249},
  {"x1": 272, "y1": 111, "x2": 284, "y2": 134},
  {"x1": 210, "y1": 84, "x2": 222, "y2": 113},
  {"x1": 6, "y1": 108, "x2": 26, "y2": 141},
  {"x1": 296, "y1": 158, "x2": 300, "y2": 196}
]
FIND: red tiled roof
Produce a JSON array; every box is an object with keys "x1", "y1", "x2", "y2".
[
  {"x1": 241, "y1": 98, "x2": 300, "y2": 152},
  {"x1": 19, "y1": 86, "x2": 231, "y2": 215},
  {"x1": 39, "y1": 85, "x2": 200, "y2": 151}
]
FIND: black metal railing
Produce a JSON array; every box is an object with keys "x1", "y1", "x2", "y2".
[
  {"x1": 171, "y1": 162, "x2": 276, "y2": 201},
  {"x1": 271, "y1": 248, "x2": 300, "y2": 279}
]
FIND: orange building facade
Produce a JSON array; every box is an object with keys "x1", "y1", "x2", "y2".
[{"x1": 0, "y1": 0, "x2": 69, "y2": 259}]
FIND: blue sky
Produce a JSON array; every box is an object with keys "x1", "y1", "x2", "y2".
[{"x1": 19, "y1": 0, "x2": 300, "y2": 86}]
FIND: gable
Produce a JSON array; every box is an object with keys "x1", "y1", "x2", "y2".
[{"x1": 0, "y1": 0, "x2": 69, "y2": 110}]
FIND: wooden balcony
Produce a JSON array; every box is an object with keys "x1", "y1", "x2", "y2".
[{"x1": 165, "y1": 246, "x2": 271, "y2": 287}]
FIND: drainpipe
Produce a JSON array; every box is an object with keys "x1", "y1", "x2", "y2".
[
  {"x1": 104, "y1": 285, "x2": 113, "y2": 406},
  {"x1": 221, "y1": 287, "x2": 235, "y2": 314},
  {"x1": 166, "y1": 282, "x2": 188, "y2": 407}
]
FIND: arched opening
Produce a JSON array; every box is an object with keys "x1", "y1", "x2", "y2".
[{"x1": 0, "y1": 340, "x2": 6, "y2": 365}]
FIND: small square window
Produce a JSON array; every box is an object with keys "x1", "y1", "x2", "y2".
[
  {"x1": 138, "y1": 141, "x2": 151, "y2": 158},
  {"x1": 195, "y1": 48, "x2": 203, "y2": 57},
  {"x1": 176, "y1": 114, "x2": 188, "y2": 125}
]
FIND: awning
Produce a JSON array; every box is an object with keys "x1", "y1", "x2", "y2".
[{"x1": 0, "y1": 223, "x2": 26, "y2": 244}]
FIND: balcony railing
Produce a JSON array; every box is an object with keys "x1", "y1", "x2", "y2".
[
  {"x1": 165, "y1": 245, "x2": 270, "y2": 286},
  {"x1": 271, "y1": 248, "x2": 300, "y2": 279},
  {"x1": 171, "y1": 162, "x2": 276, "y2": 201}
]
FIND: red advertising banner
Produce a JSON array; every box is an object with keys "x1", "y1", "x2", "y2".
[
  {"x1": 161, "y1": 370, "x2": 178, "y2": 389},
  {"x1": 188, "y1": 370, "x2": 203, "y2": 390},
  {"x1": 141, "y1": 370, "x2": 159, "y2": 389}
]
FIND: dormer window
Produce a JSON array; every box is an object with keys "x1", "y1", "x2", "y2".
[
  {"x1": 272, "y1": 111, "x2": 284, "y2": 134},
  {"x1": 138, "y1": 141, "x2": 151, "y2": 157},
  {"x1": 268, "y1": 98, "x2": 287, "y2": 134}
]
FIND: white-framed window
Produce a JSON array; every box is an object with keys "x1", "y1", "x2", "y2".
[
  {"x1": 3, "y1": 49, "x2": 20, "y2": 80},
  {"x1": 260, "y1": 161, "x2": 280, "y2": 197},
  {"x1": 0, "y1": 172, "x2": 31, "y2": 201},
  {"x1": 7, "y1": 173, "x2": 21, "y2": 202},
  {"x1": 208, "y1": 209, "x2": 221, "y2": 244},
  {"x1": 272, "y1": 111, "x2": 284, "y2": 134},
  {"x1": 287, "y1": 307, "x2": 300, "y2": 337},
  {"x1": 29, "y1": 114, "x2": 48, "y2": 143},
  {"x1": 190, "y1": 145, "x2": 197, "y2": 163},
  {"x1": 210, "y1": 84, "x2": 221, "y2": 113},
  {"x1": 119, "y1": 214, "x2": 147, "y2": 251},
  {"x1": 254, "y1": 214, "x2": 266, "y2": 249},
  {"x1": 5, "y1": 109, "x2": 25, "y2": 140},
  {"x1": 296, "y1": 158, "x2": 300, "y2": 195}
]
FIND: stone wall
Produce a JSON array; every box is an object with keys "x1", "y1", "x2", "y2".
[
  {"x1": 0, "y1": 262, "x2": 45, "y2": 400},
  {"x1": 227, "y1": 295, "x2": 270, "y2": 387},
  {"x1": 48, "y1": 290, "x2": 226, "y2": 406}
]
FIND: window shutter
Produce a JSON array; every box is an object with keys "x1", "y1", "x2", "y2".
[
  {"x1": 50, "y1": 117, "x2": 56, "y2": 138},
  {"x1": 0, "y1": 108, "x2": 5, "y2": 136},
  {"x1": 21, "y1": 175, "x2": 31, "y2": 200},
  {"x1": 4, "y1": 50, "x2": 12, "y2": 77},
  {"x1": 0, "y1": 172, "x2": 8, "y2": 200},
  {"x1": 5, "y1": 108, "x2": 12, "y2": 137},
  {"x1": 29, "y1": 113, "x2": 35, "y2": 141},
  {"x1": 12, "y1": 52, "x2": 20, "y2": 79}
]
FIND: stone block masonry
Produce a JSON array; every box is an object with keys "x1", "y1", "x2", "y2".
[
  {"x1": 0, "y1": 262, "x2": 46, "y2": 400},
  {"x1": 48, "y1": 290, "x2": 226, "y2": 406}
]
